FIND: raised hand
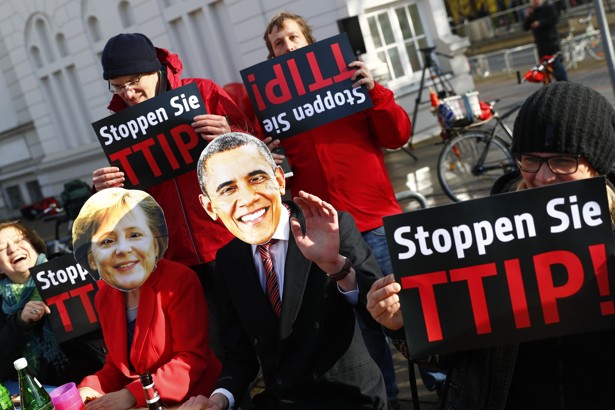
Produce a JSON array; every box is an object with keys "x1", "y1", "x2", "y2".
[{"x1": 290, "y1": 190, "x2": 341, "y2": 272}]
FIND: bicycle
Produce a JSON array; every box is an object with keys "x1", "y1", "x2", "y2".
[
  {"x1": 469, "y1": 56, "x2": 491, "y2": 79},
  {"x1": 437, "y1": 101, "x2": 521, "y2": 202},
  {"x1": 561, "y1": 13, "x2": 604, "y2": 70}
]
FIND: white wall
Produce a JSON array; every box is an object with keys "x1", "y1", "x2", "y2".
[{"x1": 0, "y1": 0, "x2": 470, "y2": 218}]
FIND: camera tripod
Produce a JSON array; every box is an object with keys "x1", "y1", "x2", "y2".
[{"x1": 403, "y1": 46, "x2": 456, "y2": 160}]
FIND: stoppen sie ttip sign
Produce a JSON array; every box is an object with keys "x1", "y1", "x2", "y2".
[
  {"x1": 240, "y1": 33, "x2": 372, "y2": 140},
  {"x1": 383, "y1": 177, "x2": 615, "y2": 358},
  {"x1": 32, "y1": 254, "x2": 100, "y2": 343},
  {"x1": 91, "y1": 82, "x2": 207, "y2": 190}
]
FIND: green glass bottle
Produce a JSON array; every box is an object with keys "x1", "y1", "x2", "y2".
[
  {"x1": 13, "y1": 358, "x2": 54, "y2": 410},
  {"x1": 0, "y1": 383, "x2": 15, "y2": 410}
]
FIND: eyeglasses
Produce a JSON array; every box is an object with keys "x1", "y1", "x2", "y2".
[
  {"x1": 108, "y1": 74, "x2": 144, "y2": 94},
  {"x1": 516, "y1": 154, "x2": 581, "y2": 175}
]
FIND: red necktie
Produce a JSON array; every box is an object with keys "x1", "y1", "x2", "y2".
[{"x1": 258, "y1": 239, "x2": 282, "y2": 318}]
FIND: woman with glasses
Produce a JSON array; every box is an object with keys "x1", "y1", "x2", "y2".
[
  {"x1": 72, "y1": 188, "x2": 221, "y2": 409},
  {"x1": 367, "y1": 81, "x2": 615, "y2": 409}
]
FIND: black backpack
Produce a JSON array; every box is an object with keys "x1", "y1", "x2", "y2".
[{"x1": 61, "y1": 179, "x2": 92, "y2": 220}]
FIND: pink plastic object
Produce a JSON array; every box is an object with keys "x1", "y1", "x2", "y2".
[{"x1": 49, "y1": 383, "x2": 85, "y2": 410}]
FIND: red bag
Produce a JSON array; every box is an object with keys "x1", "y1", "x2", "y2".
[{"x1": 478, "y1": 101, "x2": 493, "y2": 120}]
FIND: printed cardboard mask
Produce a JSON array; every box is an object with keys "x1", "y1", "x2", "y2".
[
  {"x1": 72, "y1": 188, "x2": 168, "y2": 291},
  {"x1": 198, "y1": 135, "x2": 286, "y2": 245}
]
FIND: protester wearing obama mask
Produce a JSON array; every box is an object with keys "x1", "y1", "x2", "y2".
[
  {"x1": 178, "y1": 132, "x2": 387, "y2": 410},
  {"x1": 262, "y1": 12, "x2": 420, "y2": 404},
  {"x1": 73, "y1": 188, "x2": 220, "y2": 409},
  {"x1": 367, "y1": 81, "x2": 615, "y2": 409}
]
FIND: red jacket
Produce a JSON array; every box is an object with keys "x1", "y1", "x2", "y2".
[
  {"x1": 106, "y1": 48, "x2": 261, "y2": 265},
  {"x1": 78, "y1": 259, "x2": 221, "y2": 407},
  {"x1": 280, "y1": 82, "x2": 411, "y2": 232}
]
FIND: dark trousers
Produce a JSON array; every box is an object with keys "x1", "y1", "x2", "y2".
[{"x1": 552, "y1": 56, "x2": 568, "y2": 82}]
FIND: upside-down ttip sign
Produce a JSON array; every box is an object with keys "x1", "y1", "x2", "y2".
[{"x1": 240, "y1": 33, "x2": 372, "y2": 140}]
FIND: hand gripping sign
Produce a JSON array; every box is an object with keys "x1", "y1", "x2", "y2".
[
  {"x1": 91, "y1": 83, "x2": 207, "y2": 190},
  {"x1": 240, "y1": 33, "x2": 372, "y2": 140},
  {"x1": 32, "y1": 254, "x2": 101, "y2": 343},
  {"x1": 383, "y1": 177, "x2": 615, "y2": 358}
]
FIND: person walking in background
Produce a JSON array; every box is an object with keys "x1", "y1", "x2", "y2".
[
  {"x1": 367, "y1": 81, "x2": 615, "y2": 409},
  {"x1": 73, "y1": 188, "x2": 221, "y2": 409},
  {"x1": 261, "y1": 11, "x2": 416, "y2": 407},
  {"x1": 524, "y1": 0, "x2": 568, "y2": 81},
  {"x1": 90, "y1": 33, "x2": 261, "y2": 359},
  {"x1": 180, "y1": 132, "x2": 387, "y2": 410}
]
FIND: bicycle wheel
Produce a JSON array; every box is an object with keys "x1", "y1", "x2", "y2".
[
  {"x1": 438, "y1": 131, "x2": 515, "y2": 202},
  {"x1": 561, "y1": 39, "x2": 574, "y2": 70},
  {"x1": 586, "y1": 35, "x2": 605, "y2": 60}
]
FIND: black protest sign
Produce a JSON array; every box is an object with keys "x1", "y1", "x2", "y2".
[
  {"x1": 91, "y1": 82, "x2": 207, "y2": 189},
  {"x1": 32, "y1": 253, "x2": 100, "y2": 343},
  {"x1": 240, "y1": 33, "x2": 372, "y2": 139},
  {"x1": 383, "y1": 177, "x2": 615, "y2": 358}
]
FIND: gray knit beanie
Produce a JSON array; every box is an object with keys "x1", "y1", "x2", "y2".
[
  {"x1": 101, "y1": 33, "x2": 161, "y2": 80},
  {"x1": 511, "y1": 81, "x2": 615, "y2": 175}
]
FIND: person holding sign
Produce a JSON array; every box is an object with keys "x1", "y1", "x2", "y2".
[
  {"x1": 262, "y1": 11, "x2": 414, "y2": 404},
  {"x1": 91, "y1": 33, "x2": 262, "y2": 357},
  {"x1": 367, "y1": 81, "x2": 615, "y2": 409},
  {"x1": 72, "y1": 188, "x2": 221, "y2": 409},
  {"x1": 0, "y1": 222, "x2": 105, "y2": 387},
  {"x1": 178, "y1": 132, "x2": 387, "y2": 409}
]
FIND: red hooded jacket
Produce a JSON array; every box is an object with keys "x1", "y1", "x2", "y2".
[
  {"x1": 106, "y1": 48, "x2": 260, "y2": 266},
  {"x1": 280, "y1": 82, "x2": 411, "y2": 232}
]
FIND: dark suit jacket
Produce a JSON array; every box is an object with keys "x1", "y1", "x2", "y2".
[{"x1": 214, "y1": 201, "x2": 387, "y2": 409}]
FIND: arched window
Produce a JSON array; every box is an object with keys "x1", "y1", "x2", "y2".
[
  {"x1": 118, "y1": 1, "x2": 134, "y2": 28},
  {"x1": 161, "y1": 0, "x2": 241, "y2": 85},
  {"x1": 26, "y1": 13, "x2": 92, "y2": 149}
]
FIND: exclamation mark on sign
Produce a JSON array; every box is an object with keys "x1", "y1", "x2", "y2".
[{"x1": 589, "y1": 244, "x2": 615, "y2": 315}]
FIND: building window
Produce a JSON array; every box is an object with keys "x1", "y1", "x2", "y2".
[
  {"x1": 6, "y1": 185, "x2": 24, "y2": 210},
  {"x1": 26, "y1": 180, "x2": 43, "y2": 204},
  {"x1": 366, "y1": 2, "x2": 428, "y2": 83},
  {"x1": 26, "y1": 15, "x2": 93, "y2": 150}
]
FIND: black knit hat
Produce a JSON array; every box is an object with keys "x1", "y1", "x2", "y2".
[
  {"x1": 512, "y1": 81, "x2": 615, "y2": 175},
  {"x1": 101, "y1": 33, "x2": 162, "y2": 80}
]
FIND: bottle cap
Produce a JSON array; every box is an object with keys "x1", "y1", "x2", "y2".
[{"x1": 13, "y1": 358, "x2": 27, "y2": 370}]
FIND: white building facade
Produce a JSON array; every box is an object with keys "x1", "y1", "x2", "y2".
[{"x1": 0, "y1": 0, "x2": 471, "y2": 218}]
